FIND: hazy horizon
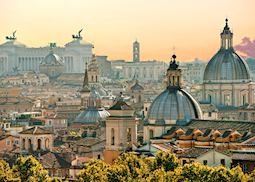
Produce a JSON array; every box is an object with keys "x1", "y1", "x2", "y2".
[{"x1": 1, "y1": 0, "x2": 255, "y2": 61}]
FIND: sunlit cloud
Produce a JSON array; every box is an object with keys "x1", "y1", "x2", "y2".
[{"x1": 235, "y1": 37, "x2": 255, "y2": 58}]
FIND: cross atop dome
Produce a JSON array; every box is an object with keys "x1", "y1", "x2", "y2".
[{"x1": 224, "y1": 18, "x2": 230, "y2": 31}]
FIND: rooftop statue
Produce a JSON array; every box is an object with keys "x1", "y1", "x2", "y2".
[
  {"x1": 72, "y1": 29, "x2": 83, "y2": 40},
  {"x1": 6, "y1": 30, "x2": 17, "y2": 40}
]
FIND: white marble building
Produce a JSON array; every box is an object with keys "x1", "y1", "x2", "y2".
[
  {"x1": 0, "y1": 30, "x2": 93, "y2": 74},
  {"x1": 111, "y1": 60, "x2": 167, "y2": 81}
]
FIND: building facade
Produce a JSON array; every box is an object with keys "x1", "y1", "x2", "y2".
[
  {"x1": 111, "y1": 60, "x2": 167, "y2": 81},
  {"x1": 180, "y1": 58, "x2": 207, "y2": 84},
  {"x1": 104, "y1": 95, "x2": 137, "y2": 163},
  {"x1": 0, "y1": 30, "x2": 93, "y2": 74}
]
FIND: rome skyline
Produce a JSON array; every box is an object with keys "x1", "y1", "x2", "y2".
[{"x1": 1, "y1": 0, "x2": 255, "y2": 61}]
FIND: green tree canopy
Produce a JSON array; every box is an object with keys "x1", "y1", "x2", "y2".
[
  {"x1": 0, "y1": 159, "x2": 14, "y2": 182},
  {"x1": 152, "y1": 151, "x2": 180, "y2": 172},
  {"x1": 77, "y1": 159, "x2": 109, "y2": 182},
  {"x1": 12, "y1": 155, "x2": 48, "y2": 182}
]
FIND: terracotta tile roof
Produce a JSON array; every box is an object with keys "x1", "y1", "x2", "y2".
[
  {"x1": 0, "y1": 96, "x2": 33, "y2": 105},
  {"x1": 178, "y1": 148, "x2": 212, "y2": 158},
  {"x1": 188, "y1": 119, "x2": 255, "y2": 132},
  {"x1": 232, "y1": 150, "x2": 255, "y2": 161},
  {"x1": 76, "y1": 138, "x2": 105, "y2": 147},
  {"x1": 19, "y1": 126, "x2": 53, "y2": 135},
  {"x1": 40, "y1": 152, "x2": 71, "y2": 169},
  {"x1": 52, "y1": 145, "x2": 73, "y2": 153}
]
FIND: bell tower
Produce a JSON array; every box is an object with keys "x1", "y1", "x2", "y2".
[
  {"x1": 104, "y1": 93, "x2": 137, "y2": 163},
  {"x1": 88, "y1": 54, "x2": 100, "y2": 84},
  {"x1": 133, "y1": 40, "x2": 140, "y2": 62},
  {"x1": 80, "y1": 62, "x2": 90, "y2": 108}
]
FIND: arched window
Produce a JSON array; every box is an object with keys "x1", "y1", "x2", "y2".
[
  {"x1": 45, "y1": 138, "x2": 49, "y2": 149},
  {"x1": 91, "y1": 75, "x2": 94, "y2": 82},
  {"x1": 149, "y1": 129, "x2": 154, "y2": 139},
  {"x1": 138, "y1": 95, "x2": 142, "y2": 103},
  {"x1": 242, "y1": 95, "x2": 247, "y2": 106},
  {"x1": 127, "y1": 128, "x2": 131, "y2": 142},
  {"x1": 111, "y1": 128, "x2": 115, "y2": 145},
  {"x1": 96, "y1": 76, "x2": 98, "y2": 82},
  {"x1": 28, "y1": 139, "x2": 32, "y2": 151},
  {"x1": 208, "y1": 94, "x2": 212, "y2": 103},
  {"x1": 22, "y1": 138, "x2": 26, "y2": 150},
  {"x1": 37, "y1": 139, "x2": 42, "y2": 150},
  {"x1": 224, "y1": 94, "x2": 231, "y2": 106}
]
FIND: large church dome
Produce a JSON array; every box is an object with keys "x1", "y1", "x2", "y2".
[
  {"x1": 203, "y1": 19, "x2": 251, "y2": 83},
  {"x1": 148, "y1": 89, "x2": 202, "y2": 124},
  {"x1": 147, "y1": 55, "x2": 202, "y2": 125}
]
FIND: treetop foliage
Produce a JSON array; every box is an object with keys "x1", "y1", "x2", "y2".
[
  {"x1": 0, "y1": 152, "x2": 254, "y2": 182},
  {"x1": 77, "y1": 151, "x2": 255, "y2": 182}
]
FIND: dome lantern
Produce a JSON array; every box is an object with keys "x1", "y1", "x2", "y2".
[
  {"x1": 166, "y1": 54, "x2": 182, "y2": 88},
  {"x1": 220, "y1": 18, "x2": 233, "y2": 50}
]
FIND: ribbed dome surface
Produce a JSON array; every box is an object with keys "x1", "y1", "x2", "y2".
[
  {"x1": 203, "y1": 48, "x2": 251, "y2": 82},
  {"x1": 147, "y1": 88, "x2": 202, "y2": 124},
  {"x1": 74, "y1": 108, "x2": 110, "y2": 123}
]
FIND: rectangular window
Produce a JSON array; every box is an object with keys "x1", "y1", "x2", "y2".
[
  {"x1": 208, "y1": 112, "x2": 212, "y2": 117},
  {"x1": 127, "y1": 128, "x2": 131, "y2": 142},
  {"x1": 149, "y1": 130, "x2": 154, "y2": 139},
  {"x1": 6, "y1": 140, "x2": 10, "y2": 145}
]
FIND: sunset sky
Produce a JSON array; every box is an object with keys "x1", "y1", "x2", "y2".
[{"x1": 1, "y1": 0, "x2": 255, "y2": 61}]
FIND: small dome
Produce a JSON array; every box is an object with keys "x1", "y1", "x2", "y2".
[
  {"x1": 147, "y1": 88, "x2": 202, "y2": 125},
  {"x1": 74, "y1": 107, "x2": 110, "y2": 123},
  {"x1": 204, "y1": 49, "x2": 251, "y2": 82},
  {"x1": 41, "y1": 53, "x2": 64, "y2": 66},
  {"x1": 39, "y1": 50, "x2": 64, "y2": 79},
  {"x1": 65, "y1": 39, "x2": 93, "y2": 47}
]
